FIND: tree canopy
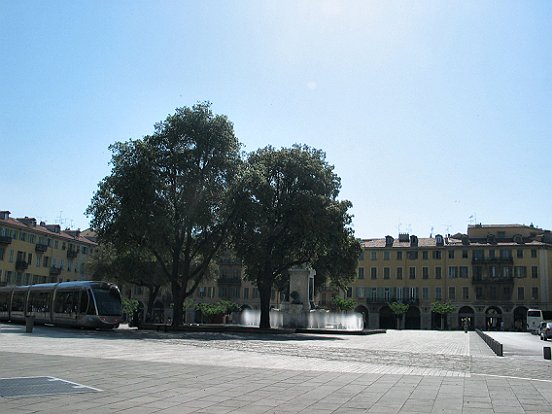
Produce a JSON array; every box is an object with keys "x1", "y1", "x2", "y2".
[
  {"x1": 87, "y1": 102, "x2": 241, "y2": 326},
  {"x1": 88, "y1": 242, "x2": 166, "y2": 320},
  {"x1": 431, "y1": 302, "x2": 456, "y2": 314},
  {"x1": 332, "y1": 296, "x2": 356, "y2": 312},
  {"x1": 230, "y1": 145, "x2": 360, "y2": 329},
  {"x1": 431, "y1": 301, "x2": 456, "y2": 330},
  {"x1": 389, "y1": 302, "x2": 410, "y2": 316}
]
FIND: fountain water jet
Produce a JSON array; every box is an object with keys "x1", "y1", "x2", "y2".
[
  {"x1": 238, "y1": 265, "x2": 364, "y2": 332},
  {"x1": 238, "y1": 308, "x2": 363, "y2": 331}
]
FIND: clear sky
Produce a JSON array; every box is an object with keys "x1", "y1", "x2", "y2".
[{"x1": 1, "y1": 1, "x2": 551, "y2": 239}]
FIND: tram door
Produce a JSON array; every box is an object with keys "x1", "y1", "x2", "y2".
[
  {"x1": 53, "y1": 289, "x2": 80, "y2": 326},
  {"x1": 0, "y1": 290, "x2": 10, "y2": 321},
  {"x1": 27, "y1": 289, "x2": 53, "y2": 324},
  {"x1": 78, "y1": 289, "x2": 93, "y2": 317}
]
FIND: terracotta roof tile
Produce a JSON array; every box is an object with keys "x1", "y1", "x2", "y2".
[{"x1": 0, "y1": 217, "x2": 96, "y2": 246}]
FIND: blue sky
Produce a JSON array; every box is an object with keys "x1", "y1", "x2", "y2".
[{"x1": 1, "y1": 1, "x2": 551, "y2": 238}]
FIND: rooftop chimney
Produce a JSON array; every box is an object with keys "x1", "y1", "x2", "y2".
[
  {"x1": 45, "y1": 224, "x2": 61, "y2": 234},
  {"x1": 398, "y1": 233, "x2": 410, "y2": 243},
  {"x1": 17, "y1": 217, "x2": 37, "y2": 227}
]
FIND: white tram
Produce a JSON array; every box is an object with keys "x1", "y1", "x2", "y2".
[{"x1": 0, "y1": 281, "x2": 122, "y2": 329}]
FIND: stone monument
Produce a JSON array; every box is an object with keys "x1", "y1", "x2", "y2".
[{"x1": 279, "y1": 265, "x2": 315, "y2": 328}]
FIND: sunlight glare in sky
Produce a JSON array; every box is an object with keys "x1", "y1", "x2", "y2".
[{"x1": 1, "y1": 1, "x2": 551, "y2": 238}]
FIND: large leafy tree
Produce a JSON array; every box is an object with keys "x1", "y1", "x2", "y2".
[
  {"x1": 230, "y1": 145, "x2": 360, "y2": 329},
  {"x1": 87, "y1": 103, "x2": 241, "y2": 326}
]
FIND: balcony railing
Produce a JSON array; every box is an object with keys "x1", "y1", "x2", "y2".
[
  {"x1": 15, "y1": 260, "x2": 28, "y2": 271},
  {"x1": 49, "y1": 266, "x2": 62, "y2": 276},
  {"x1": 67, "y1": 249, "x2": 78, "y2": 258},
  {"x1": 472, "y1": 276, "x2": 514, "y2": 284},
  {"x1": 366, "y1": 297, "x2": 420, "y2": 306},
  {"x1": 472, "y1": 257, "x2": 514, "y2": 265},
  {"x1": 216, "y1": 277, "x2": 242, "y2": 286},
  {"x1": 0, "y1": 235, "x2": 12, "y2": 245},
  {"x1": 35, "y1": 243, "x2": 48, "y2": 253}
]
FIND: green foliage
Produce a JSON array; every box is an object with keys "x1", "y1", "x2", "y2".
[
  {"x1": 196, "y1": 300, "x2": 239, "y2": 322},
  {"x1": 196, "y1": 302, "x2": 224, "y2": 318},
  {"x1": 332, "y1": 296, "x2": 356, "y2": 312},
  {"x1": 88, "y1": 242, "x2": 165, "y2": 315},
  {"x1": 87, "y1": 102, "x2": 241, "y2": 326},
  {"x1": 230, "y1": 145, "x2": 358, "y2": 329},
  {"x1": 122, "y1": 298, "x2": 140, "y2": 324},
  {"x1": 389, "y1": 301, "x2": 410, "y2": 315},
  {"x1": 182, "y1": 298, "x2": 196, "y2": 311},
  {"x1": 431, "y1": 301, "x2": 456, "y2": 314},
  {"x1": 313, "y1": 218, "x2": 362, "y2": 293},
  {"x1": 219, "y1": 299, "x2": 240, "y2": 314}
]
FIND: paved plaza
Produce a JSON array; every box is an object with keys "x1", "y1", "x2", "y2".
[{"x1": 1, "y1": 324, "x2": 552, "y2": 413}]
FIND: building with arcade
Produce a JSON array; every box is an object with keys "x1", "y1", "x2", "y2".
[{"x1": 350, "y1": 224, "x2": 552, "y2": 330}]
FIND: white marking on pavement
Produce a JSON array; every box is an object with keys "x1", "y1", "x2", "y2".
[
  {"x1": 472, "y1": 372, "x2": 552, "y2": 383},
  {"x1": 48, "y1": 376, "x2": 104, "y2": 391}
]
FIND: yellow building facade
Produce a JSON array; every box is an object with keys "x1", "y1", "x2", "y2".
[
  {"x1": 0, "y1": 211, "x2": 97, "y2": 287},
  {"x1": 352, "y1": 224, "x2": 552, "y2": 330}
]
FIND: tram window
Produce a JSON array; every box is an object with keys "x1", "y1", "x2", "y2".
[
  {"x1": 28, "y1": 293, "x2": 35, "y2": 312},
  {"x1": 54, "y1": 290, "x2": 78, "y2": 314},
  {"x1": 42, "y1": 292, "x2": 52, "y2": 312},
  {"x1": 79, "y1": 290, "x2": 89, "y2": 314},
  {"x1": 54, "y1": 292, "x2": 68, "y2": 313},
  {"x1": 28, "y1": 291, "x2": 51, "y2": 313},
  {"x1": 0, "y1": 292, "x2": 9, "y2": 312},
  {"x1": 92, "y1": 286, "x2": 122, "y2": 316},
  {"x1": 11, "y1": 291, "x2": 26, "y2": 312},
  {"x1": 86, "y1": 290, "x2": 96, "y2": 315}
]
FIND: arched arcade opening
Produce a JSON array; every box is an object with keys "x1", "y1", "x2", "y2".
[
  {"x1": 485, "y1": 306, "x2": 503, "y2": 330},
  {"x1": 513, "y1": 306, "x2": 528, "y2": 331},
  {"x1": 354, "y1": 305, "x2": 369, "y2": 329},
  {"x1": 457, "y1": 306, "x2": 475, "y2": 330},
  {"x1": 405, "y1": 306, "x2": 421, "y2": 329},
  {"x1": 379, "y1": 305, "x2": 395, "y2": 329}
]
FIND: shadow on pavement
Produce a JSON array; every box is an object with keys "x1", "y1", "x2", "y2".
[{"x1": 0, "y1": 322, "x2": 347, "y2": 342}]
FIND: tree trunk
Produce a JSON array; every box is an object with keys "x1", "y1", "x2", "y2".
[
  {"x1": 146, "y1": 286, "x2": 159, "y2": 322},
  {"x1": 171, "y1": 282, "x2": 184, "y2": 326},
  {"x1": 258, "y1": 282, "x2": 272, "y2": 330}
]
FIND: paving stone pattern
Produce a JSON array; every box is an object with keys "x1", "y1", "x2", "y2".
[{"x1": 1, "y1": 324, "x2": 551, "y2": 413}]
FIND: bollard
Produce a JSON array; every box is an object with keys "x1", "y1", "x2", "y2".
[
  {"x1": 544, "y1": 347, "x2": 551, "y2": 360},
  {"x1": 25, "y1": 316, "x2": 35, "y2": 333}
]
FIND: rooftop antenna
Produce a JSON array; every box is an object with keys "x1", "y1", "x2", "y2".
[{"x1": 468, "y1": 214, "x2": 477, "y2": 225}]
